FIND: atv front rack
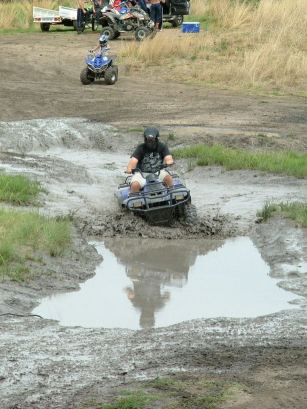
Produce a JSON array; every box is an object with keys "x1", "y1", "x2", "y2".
[{"x1": 126, "y1": 186, "x2": 190, "y2": 224}]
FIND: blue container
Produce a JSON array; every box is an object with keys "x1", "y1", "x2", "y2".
[{"x1": 181, "y1": 22, "x2": 200, "y2": 33}]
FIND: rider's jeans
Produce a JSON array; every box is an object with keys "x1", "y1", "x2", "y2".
[{"x1": 77, "y1": 8, "x2": 85, "y2": 31}]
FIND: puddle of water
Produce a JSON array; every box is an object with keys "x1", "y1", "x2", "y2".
[{"x1": 33, "y1": 237, "x2": 298, "y2": 330}]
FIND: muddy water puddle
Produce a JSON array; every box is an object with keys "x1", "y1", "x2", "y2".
[{"x1": 33, "y1": 237, "x2": 298, "y2": 330}]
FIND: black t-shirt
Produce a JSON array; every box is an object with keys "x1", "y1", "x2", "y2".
[{"x1": 132, "y1": 141, "x2": 170, "y2": 173}]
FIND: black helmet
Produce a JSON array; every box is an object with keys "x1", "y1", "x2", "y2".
[
  {"x1": 144, "y1": 127, "x2": 159, "y2": 139},
  {"x1": 144, "y1": 127, "x2": 159, "y2": 150}
]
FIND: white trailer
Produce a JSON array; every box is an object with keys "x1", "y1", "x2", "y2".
[{"x1": 33, "y1": 6, "x2": 77, "y2": 32}]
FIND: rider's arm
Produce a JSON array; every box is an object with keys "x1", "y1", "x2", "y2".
[
  {"x1": 91, "y1": 42, "x2": 100, "y2": 52},
  {"x1": 164, "y1": 155, "x2": 174, "y2": 166},
  {"x1": 161, "y1": 143, "x2": 174, "y2": 166},
  {"x1": 126, "y1": 157, "x2": 139, "y2": 173}
]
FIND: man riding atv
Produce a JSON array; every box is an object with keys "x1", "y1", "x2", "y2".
[{"x1": 126, "y1": 127, "x2": 174, "y2": 193}]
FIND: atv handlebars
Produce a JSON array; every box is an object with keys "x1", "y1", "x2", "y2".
[{"x1": 125, "y1": 163, "x2": 173, "y2": 176}]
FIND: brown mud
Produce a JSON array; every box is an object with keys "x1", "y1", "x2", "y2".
[{"x1": 0, "y1": 32, "x2": 306, "y2": 409}]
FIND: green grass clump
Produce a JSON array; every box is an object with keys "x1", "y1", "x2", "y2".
[
  {"x1": 0, "y1": 174, "x2": 42, "y2": 205},
  {"x1": 96, "y1": 376, "x2": 243, "y2": 409},
  {"x1": 0, "y1": 209, "x2": 71, "y2": 281},
  {"x1": 257, "y1": 202, "x2": 307, "y2": 226},
  {"x1": 100, "y1": 391, "x2": 154, "y2": 409},
  {"x1": 174, "y1": 144, "x2": 307, "y2": 178}
]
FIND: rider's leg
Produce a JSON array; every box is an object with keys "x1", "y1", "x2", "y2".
[
  {"x1": 163, "y1": 174, "x2": 173, "y2": 187},
  {"x1": 130, "y1": 181, "x2": 141, "y2": 193},
  {"x1": 130, "y1": 173, "x2": 146, "y2": 193},
  {"x1": 159, "y1": 170, "x2": 173, "y2": 187}
]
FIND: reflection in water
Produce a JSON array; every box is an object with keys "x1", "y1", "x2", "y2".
[
  {"x1": 104, "y1": 238, "x2": 221, "y2": 329},
  {"x1": 33, "y1": 237, "x2": 298, "y2": 330}
]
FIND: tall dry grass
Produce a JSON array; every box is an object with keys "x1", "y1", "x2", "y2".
[
  {"x1": 0, "y1": 0, "x2": 75, "y2": 29},
  {"x1": 120, "y1": 0, "x2": 307, "y2": 94},
  {"x1": 242, "y1": 0, "x2": 307, "y2": 89}
]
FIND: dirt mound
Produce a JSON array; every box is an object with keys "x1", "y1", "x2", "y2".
[{"x1": 0, "y1": 118, "x2": 119, "y2": 153}]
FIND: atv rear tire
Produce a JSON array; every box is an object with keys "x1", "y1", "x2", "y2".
[
  {"x1": 101, "y1": 26, "x2": 115, "y2": 40},
  {"x1": 40, "y1": 23, "x2": 51, "y2": 32},
  {"x1": 183, "y1": 203, "x2": 198, "y2": 225},
  {"x1": 135, "y1": 27, "x2": 149, "y2": 41},
  {"x1": 104, "y1": 66, "x2": 117, "y2": 85},
  {"x1": 171, "y1": 15, "x2": 183, "y2": 27},
  {"x1": 80, "y1": 68, "x2": 94, "y2": 85}
]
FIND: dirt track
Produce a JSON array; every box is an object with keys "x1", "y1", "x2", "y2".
[{"x1": 0, "y1": 32, "x2": 307, "y2": 409}]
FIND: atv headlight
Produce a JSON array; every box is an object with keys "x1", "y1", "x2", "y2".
[
  {"x1": 132, "y1": 201, "x2": 143, "y2": 208},
  {"x1": 174, "y1": 194, "x2": 184, "y2": 201}
]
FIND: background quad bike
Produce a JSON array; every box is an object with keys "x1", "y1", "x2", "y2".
[{"x1": 100, "y1": 24, "x2": 154, "y2": 41}]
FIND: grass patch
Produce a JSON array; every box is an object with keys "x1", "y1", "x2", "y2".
[
  {"x1": 168, "y1": 132, "x2": 175, "y2": 141},
  {"x1": 257, "y1": 201, "x2": 307, "y2": 226},
  {"x1": 97, "y1": 376, "x2": 242, "y2": 409},
  {"x1": 0, "y1": 209, "x2": 71, "y2": 281},
  {"x1": 173, "y1": 144, "x2": 307, "y2": 178},
  {"x1": 148, "y1": 376, "x2": 241, "y2": 409},
  {"x1": 0, "y1": 174, "x2": 43, "y2": 205},
  {"x1": 100, "y1": 391, "x2": 155, "y2": 409}
]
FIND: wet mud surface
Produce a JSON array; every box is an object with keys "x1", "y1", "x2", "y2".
[{"x1": 0, "y1": 34, "x2": 307, "y2": 408}]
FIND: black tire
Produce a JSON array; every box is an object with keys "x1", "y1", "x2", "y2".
[
  {"x1": 171, "y1": 15, "x2": 184, "y2": 27},
  {"x1": 40, "y1": 23, "x2": 50, "y2": 32},
  {"x1": 104, "y1": 66, "x2": 117, "y2": 85},
  {"x1": 135, "y1": 26, "x2": 149, "y2": 41},
  {"x1": 183, "y1": 203, "x2": 198, "y2": 225},
  {"x1": 100, "y1": 26, "x2": 115, "y2": 40},
  {"x1": 114, "y1": 30, "x2": 121, "y2": 39},
  {"x1": 80, "y1": 68, "x2": 94, "y2": 85}
]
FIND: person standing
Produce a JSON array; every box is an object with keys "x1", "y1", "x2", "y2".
[
  {"x1": 92, "y1": 0, "x2": 103, "y2": 24},
  {"x1": 137, "y1": 0, "x2": 149, "y2": 14},
  {"x1": 77, "y1": 0, "x2": 90, "y2": 33},
  {"x1": 149, "y1": 0, "x2": 165, "y2": 30}
]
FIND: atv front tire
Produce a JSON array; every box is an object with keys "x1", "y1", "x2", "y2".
[
  {"x1": 80, "y1": 68, "x2": 94, "y2": 85},
  {"x1": 104, "y1": 66, "x2": 118, "y2": 85},
  {"x1": 183, "y1": 203, "x2": 198, "y2": 225},
  {"x1": 135, "y1": 27, "x2": 149, "y2": 41}
]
